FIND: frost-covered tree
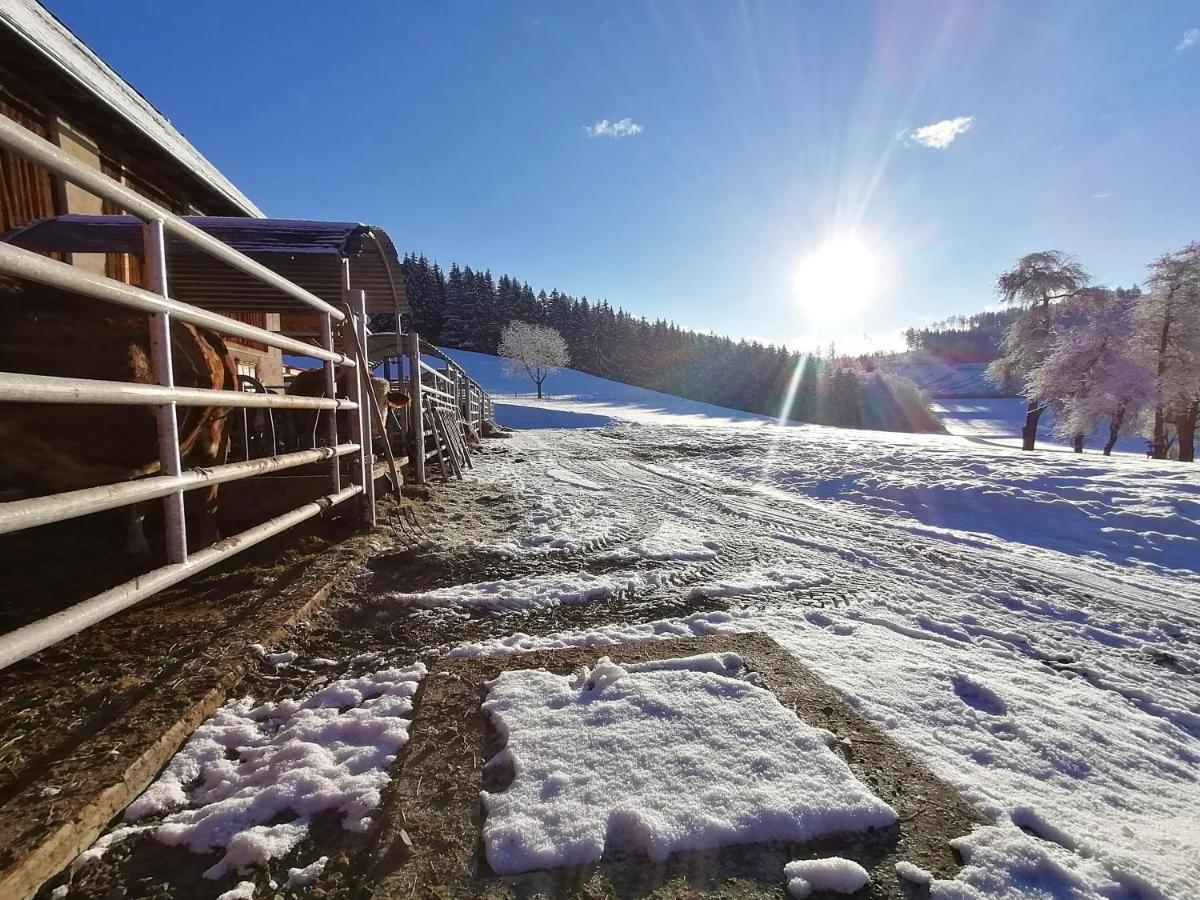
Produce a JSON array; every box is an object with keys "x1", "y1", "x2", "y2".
[
  {"x1": 1026, "y1": 288, "x2": 1153, "y2": 456},
  {"x1": 987, "y1": 251, "x2": 1090, "y2": 450},
  {"x1": 499, "y1": 321, "x2": 570, "y2": 399},
  {"x1": 1138, "y1": 242, "x2": 1200, "y2": 461}
]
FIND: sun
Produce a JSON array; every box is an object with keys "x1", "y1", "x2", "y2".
[{"x1": 793, "y1": 234, "x2": 881, "y2": 322}]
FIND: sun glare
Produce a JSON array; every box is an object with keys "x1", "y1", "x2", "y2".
[{"x1": 793, "y1": 234, "x2": 881, "y2": 322}]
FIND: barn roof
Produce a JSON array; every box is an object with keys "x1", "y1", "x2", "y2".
[
  {"x1": 4, "y1": 214, "x2": 408, "y2": 317},
  {"x1": 0, "y1": 0, "x2": 263, "y2": 217}
]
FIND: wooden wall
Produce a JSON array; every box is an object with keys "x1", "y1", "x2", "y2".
[
  {"x1": 0, "y1": 62, "x2": 284, "y2": 385},
  {"x1": 0, "y1": 89, "x2": 59, "y2": 233}
]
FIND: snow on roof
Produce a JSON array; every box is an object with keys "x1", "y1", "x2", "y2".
[
  {"x1": 0, "y1": 0, "x2": 264, "y2": 217},
  {"x1": 479, "y1": 654, "x2": 896, "y2": 874}
]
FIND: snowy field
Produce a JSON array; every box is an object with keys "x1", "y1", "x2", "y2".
[
  {"x1": 934, "y1": 398, "x2": 1151, "y2": 456},
  {"x1": 80, "y1": 351, "x2": 1199, "y2": 898},
  {"x1": 447, "y1": 347, "x2": 1155, "y2": 457},
  {"x1": 443, "y1": 351, "x2": 1200, "y2": 899}
]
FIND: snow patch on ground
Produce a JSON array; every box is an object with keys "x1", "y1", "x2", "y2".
[
  {"x1": 387, "y1": 570, "x2": 680, "y2": 611},
  {"x1": 495, "y1": 404, "x2": 616, "y2": 430},
  {"x1": 480, "y1": 655, "x2": 895, "y2": 874},
  {"x1": 626, "y1": 521, "x2": 718, "y2": 562},
  {"x1": 445, "y1": 347, "x2": 770, "y2": 426},
  {"x1": 451, "y1": 604, "x2": 1200, "y2": 898},
  {"x1": 432, "y1": 351, "x2": 1200, "y2": 897},
  {"x1": 783, "y1": 856, "x2": 871, "y2": 897},
  {"x1": 929, "y1": 824, "x2": 1163, "y2": 899},
  {"x1": 121, "y1": 664, "x2": 425, "y2": 879},
  {"x1": 934, "y1": 397, "x2": 1149, "y2": 455},
  {"x1": 895, "y1": 859, "x2": 934, "y2": 885},
  {"x1": 214, "y1": 881, "x2": 256, "y2": 900},
  {"x1": 688, "y1": 565, "x2": 831, "y2": 599},
  {"x1": 285, "y1": 855, "x2": 329, "y2": 888},
  {"x1": 704, "y1": 437, "x2": 1200, "y2": 576}
]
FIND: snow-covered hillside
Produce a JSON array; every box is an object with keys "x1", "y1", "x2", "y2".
[
  {"x1": 441, "y1": 347, "x2": 772, "y2": 428},
  {"x1": 894, "y1": 362, "x2": 1002, "y2": 398},
  {"x1": 934, "y1": 398, "x2": 1151, "y2": 456},
  {"x1": 450, "y1": 348, "x2": 1155, "y2": 454}
]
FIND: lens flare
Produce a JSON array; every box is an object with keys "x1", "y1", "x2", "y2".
[{"x1": 793, "y1": 234, "x2": 881, "y2": 322}]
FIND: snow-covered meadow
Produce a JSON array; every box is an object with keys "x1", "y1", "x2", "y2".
[
  {"x1": 71, "y1": 350, "x2": 1198, "y2": 898},
  {"x1": 444, "y1": 350, "x2": 1200, "y2": 898}
]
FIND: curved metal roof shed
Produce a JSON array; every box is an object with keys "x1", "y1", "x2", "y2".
[{"x1": 4, "y1": 214, "x2": 408, "y2": 323}]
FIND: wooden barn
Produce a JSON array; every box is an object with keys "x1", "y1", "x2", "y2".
[
  {"x1": 0, "y1": 0, "x2": 494, "y2": 672},
  {"x1": 0, "y1": 0, "x2": 292, "y2": 383}
]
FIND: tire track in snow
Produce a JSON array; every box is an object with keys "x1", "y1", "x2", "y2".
[{"x1": 616, "y1": 456, "x2": 1200, "y2": 738}]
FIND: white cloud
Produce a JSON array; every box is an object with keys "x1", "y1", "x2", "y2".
[
  {"x1": 1090, "y1": 191, "x2": 1111, "y2": 200},
  {"x1": 584, "y1": 117, "x2": 644, "y2": 139},
  {"x1": 1176, "y1": 28, "x2": 1199, "y2": 51},
  {"x1": 907, "y1": 116, "x2": 975, "y2": 149}
]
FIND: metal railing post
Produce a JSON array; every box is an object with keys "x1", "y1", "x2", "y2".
[
  {"x1": 407, "y1": 330, "x2": 425, "y2": 485},
  {"x1": 143, "y1": 220, "x2": 187, "y2": 564},
  {"x1": 319, "y1": 313, "x2": 341, "y2": 494},
  {"x1": 344, "y1": 284, "x2": 375, "y2": 526}
]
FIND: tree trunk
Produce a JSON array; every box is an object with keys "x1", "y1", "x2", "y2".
[
  {"x1": 1021, "y1": 401, "x2": 1043, "y2": 451},
  {"x1": 536, "y1": 379, "x2": 543, "y2": 400},
  {"x1": 1103, "y1": 407, "x2": 1125, "y2": 456},
  {"x1": 1176, "y1": 402, "x2": 1198, "y2": 462},
  {"x1": 1151, "y1": 308, "x2": 1174, "y2": 459},
  {"x1": 1152, "y1": 406, "x2": 1168, "y2": 459},
  {"x1": 1180, "y1": 423, "x2": 1195, "y2": 463},
  {"x1": 1072, "y1": 433, "x2": 1084, "y2": 453}
]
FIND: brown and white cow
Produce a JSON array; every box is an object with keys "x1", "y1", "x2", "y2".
[
  {"x1": 0, "y1": 278, "x2": 237, "y2": 556},
  {"x1": 284, "y1": 366, "x2": 409, "y2": 447}
]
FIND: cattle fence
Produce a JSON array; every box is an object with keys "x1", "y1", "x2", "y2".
[{"x1": 0, "y1": 114, "x2": 468, "y2": 670}]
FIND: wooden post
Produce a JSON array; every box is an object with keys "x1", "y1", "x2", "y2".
[
  {"x1": 143, "y1": 219, "x2": 187, "y2": 564},
  {"x1": 407, "y1": 330, "x2": 425, "y2": 485}
]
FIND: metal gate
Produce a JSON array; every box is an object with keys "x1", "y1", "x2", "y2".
[{"x1": 0, "y1": 114, "x2": 376, "y2": 670}]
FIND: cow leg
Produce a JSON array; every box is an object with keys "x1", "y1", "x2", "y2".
[{"x1": 185, "y1": 408, "x2": 234, "y2": 550}]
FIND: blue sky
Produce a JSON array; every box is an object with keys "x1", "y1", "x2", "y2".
[{"x1": 48, "y1": 1, "x2": 1200, "y2": 353}]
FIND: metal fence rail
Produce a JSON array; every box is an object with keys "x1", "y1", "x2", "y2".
[
  {"x1": 403, "y1": 338, "x2": 496, "y2": 483},
  {"x1": 0, "y1": 116, "x2": 375, "y2": 671}
]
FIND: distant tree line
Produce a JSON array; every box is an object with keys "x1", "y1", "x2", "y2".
[
  {"x1": 371, "y1": 254, "x2": 943, "y2": 433},
  {"x1": 902, "y1": 309, "x2": 1020, "y2": 364}
]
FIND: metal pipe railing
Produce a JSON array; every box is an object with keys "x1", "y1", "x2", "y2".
[
  {"x1": 342, "y1": 285, "x2": 374, "y2": 526},
  {"x1": 407, "y1": 330, "x2": 426, "y2": 485},
  {"x1": 0, "y1": 115, "x2": 345, "y2": 321},
  {"x1": 144, "y1": 219, "x2": 187, "y2": 562},
  {"x1": 0, "y1": 372, "x2": 357, "y2": 409},
  {"x1": 0, "y1": 113, "x2": 380, "y2": 671},
  {"x1": 0, "y1": 444, "x2": 359, "y2": 536},
  {"x1": 0, "y1": 485, "x2": 363, "y2": 670},
  {"x1": 0, "y1": 243, "x2": 354, "y2": 366}
]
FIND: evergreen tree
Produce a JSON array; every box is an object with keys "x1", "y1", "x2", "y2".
[{"x1": 390, "y1": 250, "x2": 943, "y2": 434}]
